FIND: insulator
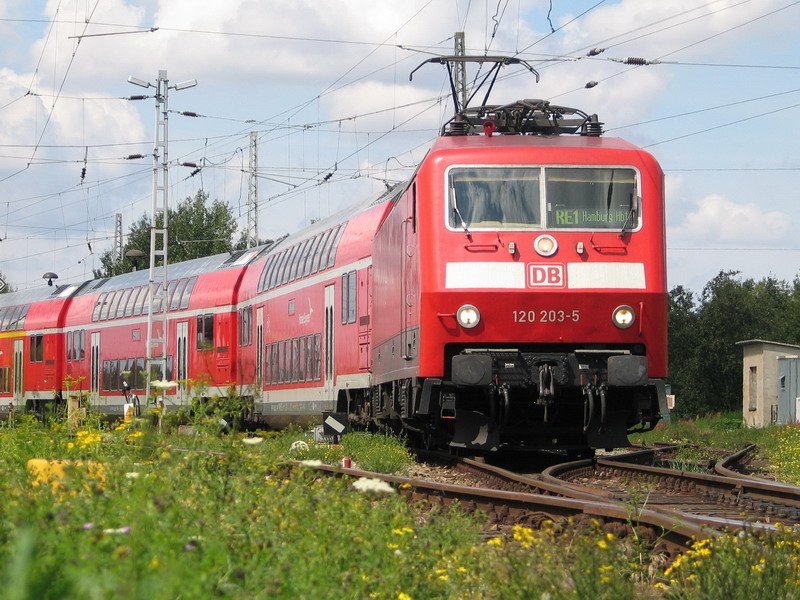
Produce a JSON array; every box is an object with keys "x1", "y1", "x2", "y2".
[
  {"x1": 181, "y1": 162, "x2": 198, "y2": 168},
  {"x1": 189, "y1": 168, "x2": 201, "y2": 177},
  {"x1": 322, "y1": 172, "x2": 333, "y2": 182},
  {"x1": 128, "y1": 95, "x2": 148, "y2": 100},
  {"x1": 585, "y1": 81, "x2": 598, "y2": 89},
  {"x1": 587, "y1": 47, "x2": 605, "y2": 56},
  {"x1": 624, "y1": 57, "x2": 648, "y2": 66},
  {"x1": 126, "y1": 154, "x2": 145, "y2": 160},
  {"x1": 581, "y1": 114, "x2": 603, "y2": 137},
  {"x1": 80, "y1": 167, "x2": 87, "y2": 181},
  {"x1": 180, "y1": 111, "x2": 199, "y2": 117}
]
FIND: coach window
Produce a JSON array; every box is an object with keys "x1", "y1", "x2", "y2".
[
  {"x1": 165, "y1": 280, "x2": 179, "y2": 310},
  {"x1": 98, "y1": 292, "x2": 113, "y2": 320},
  {"x1": 169, "y1": 279, "x2": 186, "y2": 311},
  {"x1": 135, "y1": 286, "x2": 147, "y2": 315},
  {"x1": 135, "y1": 358, "x2": 145, "y2": 389},
  {"x1": 277, "y1": 341, "x2": 285, "y2": 384},
  {"x1": 0, "y1": 366, "x2": 9, "y2": 393},
  {"x1": 6, "y1": 305, "x2": 19, "y2": 330},
  {"x1": 110, "y1": 290, "x2": 125, "y2": 320},
  {"x1": 92, "y1": 293, "x2": 106, "y2": 322},
  {"x1": 180, "y1": 277, "x2": 196, "y2": 309},
  {"x1": 197, "y1": 314, "x2": 214, "y2": 351},
  {"x1": 0, "y1": 308, "x2": 7, "y2": 331},
  {"x1": 30, "y1": 335, "x2": 44, "y2": 363},
  {"x1": 66, "y1": 331, "x2": 74, "y2": 361},
  {"x1": 238, "y1": 306, "x2": 252, "y2": 347},
  {"x1": 77, "y1": 330, "x2": 85, "y2": 360},
  {"x1": 124, "y1": 287, "x2": 138, "y2": 317},
  {"x1": 116, "y1": 288, "x2": 133, "y2": 319},
  {"x1": 302, "y1": 235, "x2": 320, "y2": 277},
  {"x1": 311, "y1": 229, "x2": 332, "y2": 273},
  {"x1": 325, "y1": 225, "x2": 344, "y2": 268},
  {"x1": 341, "y1": 271, "x2": 357, "y2": 324},
  {"x1": 277, "y1": 248, "x2": 294, "y2": 287},
  {"x1": 545, "y1": 167, "x2": 638, "y2": 230},
  {"x1": 279, "y1": 245, "x2": 298, "y2": 286},
  {"x1": 289, "y1": 338, "x2": 297, "y2": 383},
  {"x1": 289, "y1": 240, "x2": 307, "y2": 281},
  {"x1": 288, "y1": 242, "x2": 304, "y2": 282}
]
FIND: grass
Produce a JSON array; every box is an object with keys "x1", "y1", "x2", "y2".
[{"x1": 1, "y1": 411, "x2": 799, "y2": 599}]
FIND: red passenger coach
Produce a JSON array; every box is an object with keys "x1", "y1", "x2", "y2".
[
  {"x1": 238, "y1": 193, "x2": 394, "y2": 427},
  {"x1": 0, "y1": 284, "x2": 82, "y2": 413}
]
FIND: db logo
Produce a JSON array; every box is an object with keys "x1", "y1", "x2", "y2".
[{"x1": 527, "y1": 264, "x2": 566, "y2": 287}]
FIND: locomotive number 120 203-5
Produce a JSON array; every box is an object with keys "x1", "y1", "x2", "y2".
[{"x1": 512, "y1": 309, "x2": 580, "y2": 323}]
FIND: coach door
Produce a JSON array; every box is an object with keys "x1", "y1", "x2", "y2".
[
  {"x1": 90, "y1": 332, "x2": 100, "y2": 399},
  {"x1": 13, "y1": 339, "x2": 23, "y2": 402},
  {"x1": 256, "y1": 307, "x2": 264, "y2": 388},
  {"x1": 324, "y1": 285, "x2": 335, "y2": 403},
  {"x1": 176, "y1": 321, "x2": 189, "y2": 403}
]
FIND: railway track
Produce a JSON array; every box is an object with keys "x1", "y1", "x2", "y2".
[
  {"x1": 305, "y1": 443, "x2": 800, "y2": 557},
  {"x1": 540, "y1": 448, "x2": 800, "y2": 528},
  {"x1": 306, "y1": 457, "x2": 712, "y2": 556}
]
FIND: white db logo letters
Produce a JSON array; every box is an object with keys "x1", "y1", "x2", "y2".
[{"x1": 527, "y1": 264, "x2": 565, "y2": 287}]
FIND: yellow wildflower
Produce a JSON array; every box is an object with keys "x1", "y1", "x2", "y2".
[
  {"x1": 487, "y1": 537, "x2": 503, "y2": 547},
  {"x1": 597, "y1": 540, "x2": 609, "y2": 550},
  {"x1": 398, "y1": 593, "x2": 412, "y2": 600}
]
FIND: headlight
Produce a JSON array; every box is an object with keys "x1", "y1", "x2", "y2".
[
  {"x1": 534, "y1": 234, "x2": 558, "y2": 257},
  {"x1": 612, "y1": 305, "x2": 635, "y2": 329},
  {"x1": 456, "y1": 304, "x2": 481, "y2": 329}
]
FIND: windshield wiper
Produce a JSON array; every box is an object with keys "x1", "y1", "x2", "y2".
[
  {"x1": 449, "y1": 186, "x2": 471, "y2": 238},
  {"x1": 619, "y1": 191, "x2": 638, "y2": 236}
]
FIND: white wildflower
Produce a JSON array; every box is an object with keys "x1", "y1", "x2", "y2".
[
  {"x1": 289, "y1": 440, "x2": 309, "y2": 453},
  {"x1": 299, "y1": 459, "x2": 324, "y2": 467},
  {"x1": 242, "y1": 437, "x2": 264, "y2": 446},
  {"x1": 124, "y1": 472, "x2": 140, "y2": 479},
  {"x1": 351, "y1": 477, "x2": 395, "y2": 495}
]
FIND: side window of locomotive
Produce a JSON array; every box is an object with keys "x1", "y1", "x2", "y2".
[
  {"x1": 196, "y1": 314, "x2": 214, "y2": 351},
  {"x1": 448, "y1": 167, "x2": 540, "y2": 229},
  {"x1": 545, "y1": 167, "x2": 637, "y2": 230}
]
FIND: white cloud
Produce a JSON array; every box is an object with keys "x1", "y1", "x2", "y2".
[{"x1": 670, "y1": 194, "x2": 791, "y2": 245}]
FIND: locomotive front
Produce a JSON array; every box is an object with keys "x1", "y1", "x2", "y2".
[{"x1": 413, "y1": 133, "x2": 667, "y2": 452}]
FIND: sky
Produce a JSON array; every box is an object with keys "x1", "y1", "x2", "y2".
[{"x1": 1, "y1": 0, "x2": 799, "y2": 295}]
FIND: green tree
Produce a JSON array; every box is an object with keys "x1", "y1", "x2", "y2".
[
  {"x1": 94, "y1": 190, "x2": 238, "y2": 278},
  {"x1": 668, "y1": 271, "x2": 795, "y2": 417},
  {"x1": 666, "y1": 285, "x2": 700, "y2": 413}
]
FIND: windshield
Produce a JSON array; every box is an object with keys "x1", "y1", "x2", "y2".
[
  {"x1": 446, "y1": 166, "x2": 638, "y2": 231},
  {"x1": 448, "y1": 167, "x2": 541, "y2": 229},
  {"x1": 545, "y1": 168, "x2": 636, "y2": 230}
]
